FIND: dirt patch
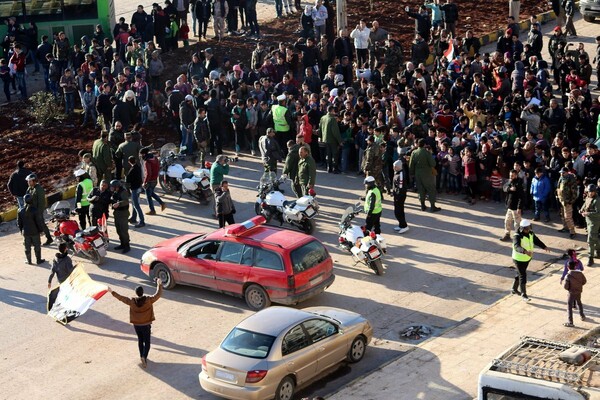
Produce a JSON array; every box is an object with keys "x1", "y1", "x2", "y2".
[{"x1": 0, "y1": 0, "x2": 550, "y2": 212}]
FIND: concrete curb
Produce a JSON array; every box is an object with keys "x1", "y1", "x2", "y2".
[{"x1": 0, "y1": 184, "x2": 77, "y2": 223}]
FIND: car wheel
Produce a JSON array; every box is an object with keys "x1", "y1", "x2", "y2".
[
  {"x1": 154, "y1": 263, "x2": 176, "y2": 289},
  {"x1": 254, "y1": 201, "x2": 261, "y2": 215},
  {"x1": 275, "y1": 376, "x2": 295, "y2": 400},
  {"x1": 244, "y1": 284, "x2": 271, "y2": 311},
  {"x1": 347, "y1": 336, "x2": 366, "y2": 363}
]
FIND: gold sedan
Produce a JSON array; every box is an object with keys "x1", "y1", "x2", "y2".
[{"x1": 199, "y1": 306, "x2": 373, "y2": 400}]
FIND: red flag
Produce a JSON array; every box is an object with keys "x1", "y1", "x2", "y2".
[{"x1": 443, "y1": 41, "x2": 454, "y2": 62}]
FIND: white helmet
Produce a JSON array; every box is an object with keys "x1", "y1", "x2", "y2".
[
  {"x1": 364, "y1": 176, "x2": 375, "y2": 184},
  {"x1": 520, "y1": 219, "x2": 531, "y2": 228}
]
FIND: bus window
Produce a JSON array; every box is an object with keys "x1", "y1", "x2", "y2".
[
  {"x1": 0, "y1": 1, "x2": 24, "y2": 19},
  {"x1": 63, "y1": 0, "x2": 98, "y2": 20},
  {"x1": 25, "y1": 0, "x2": 62, "y2": 16}
]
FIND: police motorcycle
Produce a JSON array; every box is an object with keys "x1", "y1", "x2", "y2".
[
  {"x1": 49, "y1": 200, "x2": 109, "y2": 265},
  {"x1": 338, "y1": 203, "x2": 387, "y2": 275},
  {"x1": 158, "y1": 143, "x2": 212, "y2": 204},
  {"x1": 254, "y1": 175, "x2": 319, "y2": 234}
]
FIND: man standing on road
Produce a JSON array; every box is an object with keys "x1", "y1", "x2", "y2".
[
  {"x1": 110, "y1": 180, "x2": 130, "y2": 254},
  {"x1": 511, "y1": 219, "x2": 549, "y2": 301},
  {"x1": 364, "y1": 176, "x2": 382, "y2": 234},
  {"x1": 271, "y1": 94, "x2": 293, "y2": 154},
  {"x1": 140, "y1": 148, "x2": 166, "y2": 216},
  {"x1": 215, "y1": 180, "x2": 236, "y2": 228},
  {"x1": 409, "y1": 139, "x2": 440, "y2": 213},
  {"x1": 7, "y1": 160, "x2": 31, "y2": 209},
  {"x1": 92, "y1": 131, "x2": 113, "y2": 183},
  {"x1": 297, "y1": 145, "x2": 316, "y2": 196},
  {"x1": 210, "y1": 155, "x2": 230, "y2": 192},
  {"x1": 283, "y1": 137, "x2": 302, "y2": 197},
  {"x1": 25, "y1": 174, "x2": 53, "y2": 246},
  {"x1": 556, "y1": 167, "x2": 577, "y2": 239},
  {"x1": 108, "y1": 279, "x2": 162, "y2": 369},
  {"x1": 47, "y1": 243, "x2": 74, "y2": 289},
  {"x1": 362, "y1": 135, "x2": 383, "y2": 190},
  {"x1": 17, "y1": 194, "x2": 46, "y2": 265},
  {"x1": 116, "y1": 132, "x2": 142, "y2": 180},
  {"x1": 319, "y1": 105, "x2": 342, "y2": 174},
  {"x1": 500, "y1": 169, "x2": 524, "y2": 241},
  {"x1": 88, "y1": 180, "x2": 112, "y2": 226},
  {"x1": 580, "y1": 184, "x2": 600, "y2": 266}
]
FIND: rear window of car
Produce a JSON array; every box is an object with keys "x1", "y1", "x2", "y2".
[
  {"x1": 290, "y1": 240, "x2": 329, "y2": 273},
  {"x1": 221, "y1": 328, "x2": 276, "y2": 359}
]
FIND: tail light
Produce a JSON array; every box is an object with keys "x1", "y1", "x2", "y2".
[
  {"x1": 261, "y1": 202, "x2": 267, "y2": 209},
  {"x1": 246, "y1": 370, "x2": 268, "y2": 383},
  {"x1": 370, "y1": 231, "x2": 377, "y2": 239},
  {"x1": 308, "y1": 188, "x2": 316, "y2": 196},
  {"x1": 201, "y1": 355, "x2": 207, "y2": 371},
  {"x1": 287, "y1": 275, "x2": 295, "y2": 288},
  {"x1": 338, "y1": 237, "x2": 345, "y2": 243}
]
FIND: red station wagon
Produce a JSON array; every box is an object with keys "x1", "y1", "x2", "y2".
[{"x1": 140, "y1": 216, "x2": 335, "y2": 310}]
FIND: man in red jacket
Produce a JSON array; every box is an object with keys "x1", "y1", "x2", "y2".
[
  {"x1": 140, "y1": 148, "x2": 166, "y2": 216},
  {"x1": 10, "y1": 43, "x2": 27, "y2": 100}
]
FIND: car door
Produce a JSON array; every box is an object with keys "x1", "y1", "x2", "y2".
[
  {"x1": 214, "y1": 242, "x2": 252, "y2": 295},
  {"x1": 302, "y1": 319, "x2": 347, "y2": 373},
  {"x1": 281, "y1": 324, "x2": 318, "y2": 386},
  {"x1": 176, "y1": 240, "x2": 221, "y2": 288}
]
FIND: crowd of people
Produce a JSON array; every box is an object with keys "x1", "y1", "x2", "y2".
[{"x1": 2, "y1": 0, "x2": 600, "y2": 282}]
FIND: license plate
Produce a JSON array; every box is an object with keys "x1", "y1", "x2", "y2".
[
  {"x1": 310, "y1": 275, "x2": 323, "y2": 285},
  {"x1": 369, "y1": 249, "x2": 380, "y2": 258},
  {"x1": 215, "y1": 369, "x2": 236, "y2": 383},
  {"x1": 93, "y1": 238, "x2": 105, "y2": 248},
  {"x1": 304, "y1": 207, "x2": 315, "y2": 217},
  {"x1": 201, "y1": 179, "x2": 210, "y2": 188}
]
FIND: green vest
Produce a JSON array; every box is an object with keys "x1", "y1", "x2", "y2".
[
  {"x1": 364, "y1": 188, "x2": 382, "y2": 214},
  {"x1": 272, "y1": 105, "x2": 289, "y2": 132},
  {"x1": 78, "y1": 178, "x2": 93, "y2": 207},
  {"x1": 512, "y1": 233, "x2": 534, "y2": 262}
]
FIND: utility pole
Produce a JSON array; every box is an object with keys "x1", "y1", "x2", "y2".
[
  {"x1": 336, "y1": 0, "x2": 347, "y2": 32},
  {"x1": 509, "y1": 0, "x2": 520, "y2": 21}
]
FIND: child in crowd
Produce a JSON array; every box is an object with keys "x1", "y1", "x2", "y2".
[
  {"x1": 563, "y1": 260, "x2": 586, "y2": 327},
  {"x1": 490, "y1": 167, "x2": 504, "y2": 203},
  {"x1": 446, "y1": 147, "x2": 461, "y2": 194},
  {"x1": 437, "y1": 142, "x2": 450, "y2": 193}
]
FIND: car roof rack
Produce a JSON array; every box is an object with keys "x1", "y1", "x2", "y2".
[{"x1": 491, "y1": 336, "x2": 600, "y2": 385}]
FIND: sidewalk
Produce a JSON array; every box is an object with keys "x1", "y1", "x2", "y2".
[{"x1": 329, "y1": 13, "x2": 600, "y2": 400}]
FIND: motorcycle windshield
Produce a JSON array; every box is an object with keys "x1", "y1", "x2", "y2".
[
  {"x1": 340, "y1": 206, "x2": 354, "y2": 225},
  {"x1": 50, "y1": 200, "x2": 71, "y2": 212}
]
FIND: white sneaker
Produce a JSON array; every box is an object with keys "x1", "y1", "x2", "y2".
[
  {"x1": 393, "y1": 226, "x2": 401, "y2": 231},
  {"x1": 398, "y1": 227, "x2": 409, "y2": 234}
]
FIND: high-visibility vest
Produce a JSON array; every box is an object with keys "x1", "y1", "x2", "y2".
[
  {"x1": 512, "y1": 232, "x2": 534, "y2": 262},
  {"x1": 364, "y1": 188, "x2": 382, "y2": 215},
  {"x1": 77, "y1": 178, "x2": 93, "y2": 207},
  {"x1": 272, "y1": 105, "x2": 290, "y2": 132}
]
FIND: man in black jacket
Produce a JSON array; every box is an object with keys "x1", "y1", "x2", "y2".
[
  {"x1": 48, "y1": 243, "x2": 75, "y2": 288},
  {"x1": 126, "y1": 156, "x2": 145, "y2": 228},
  {"x1": 7, "y1": 160, "x2": 31, "y2": 209},
  {"x1": 405, "y1": 6, "x2": 431, "y2": 42},
  {"x1": 501, "y1": 169, "x2": 524, "y2": 241},
  {"x1": 18, "y1": 194, "x2": 45, "y2": 265},
  {"x1": 440, "y1": 0, "x2": 458, "y2": 37}
]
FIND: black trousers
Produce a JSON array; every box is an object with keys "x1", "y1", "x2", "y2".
[
  {"x1": 567, "y1": 292, "x2": 585, "y2": 324},
  {"x1": 365, "y1": 212, "x2": 381, "y2": 234},
  {"x1": 134, "y1": 324, "x2": 151, "y2": 358},
  {"x1": 394, "y1": 192, "x2": 407, "y2": 228},
  {"x1": 512, "y1": 260, "x2": 529, "y2": 295},
  {"x1": 218, "y1": 213, "x2": 235, "y2": 228},
  {"x1": 77, "y1": 205, "x2": 90, "y2": 229}
]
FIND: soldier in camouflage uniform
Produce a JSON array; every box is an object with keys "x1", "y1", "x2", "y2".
[
  {"x1": 580, "y1": 184, "x2": 600, "y2": 266},
  {"x1": 381, "y1": 37, "x2": 404, "y2": 86},
  {"x1": 362, "y1": 135, "x2": 384, "y2": 190},
  {"x1": 556, "y1": 167, "x2": 577, "y2": 238}
]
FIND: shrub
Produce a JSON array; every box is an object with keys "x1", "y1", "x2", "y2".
[{"x1": 28, "y1": 92, "x2": 64, "y2": 125}]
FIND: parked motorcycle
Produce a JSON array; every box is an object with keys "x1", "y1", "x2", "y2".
[
  {"x1": 338, "y1": 203, "x2": 387, "y2": 275},
  {"x1": 254, "y1": 176, "x2": 319, "y2": 234},
  {"x1": 49, "y1": 201, "x2": 109, "y2": 265},
  {"x1": 158, "y1": 144, "x2": 212, "y2": 204}
]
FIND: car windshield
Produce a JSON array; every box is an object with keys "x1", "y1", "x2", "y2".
[
  {"x1": 221, "y1": 328, "x2": 276, "y2": 359},
  {"x1": 177, "y1": 234, "x2": 207, "y2": 252}
]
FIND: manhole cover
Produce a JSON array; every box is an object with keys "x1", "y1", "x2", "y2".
[{"x1": 399, "y1": 325, "x2": 433, "y2": 341}]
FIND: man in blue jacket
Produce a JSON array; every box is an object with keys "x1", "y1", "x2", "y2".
[{"x1": 530, "y1": 167, "x2": 552, "y2": 223}]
